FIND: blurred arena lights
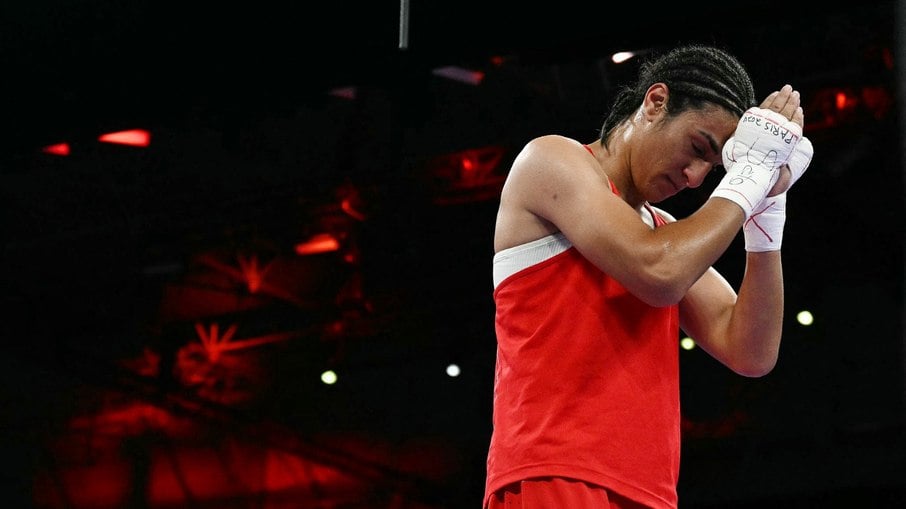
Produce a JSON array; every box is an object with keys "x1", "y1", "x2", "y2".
[
  {"x1": 98, "y1": 128, "x2": 152, "y2": 147},
  {"x1": 797, "y1": 310, "x2": 815, "y2": 326}
]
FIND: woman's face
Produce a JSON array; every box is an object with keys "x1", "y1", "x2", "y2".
[{"x1": 635, "y1": 105, "x2": 738, "y2": 204}]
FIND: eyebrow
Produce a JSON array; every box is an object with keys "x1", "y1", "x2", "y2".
[{"x1": 699, "y1": 130, "x2": 721, "y2": 155}]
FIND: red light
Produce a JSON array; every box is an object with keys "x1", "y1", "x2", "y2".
[
  {"x1": 431, "y1": 66, "x2": 485, "y2": 85},
  {"x1": 42, "y1": 142, "x2": 71, "y2": 156},
  {"x1": 194, "y1": 321, "x2": 238, "y2": 363},
  {"x1": 803, "y1": 85, "x2": 891, "y2": 131},
  {"x1": 426, "y1": 145, "x2": 508, "y2": 205},
  {"x1": 835, "y1": 92, "x2": 848, "y2": 111},
  {"x1": 237, "y1": 254, "x2": 267, "y2": 294},
  {"x1": 295, "y1": 233, "x2": 341, "y2": 255},
  {"x1": 98, "y1": 129, "x2": 151, "y2": 147},
  {"x1": 340, "y1": 197, "x2": 367, "y2": 221},
  {"x1": 431, "y1": 146, "x2": 505, "y2": 185},
  {"x1": 862, "y1": 85, "x2": 893, "y2": 119}
]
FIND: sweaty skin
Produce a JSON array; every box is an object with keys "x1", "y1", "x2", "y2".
[{"x1": 494, "y1": 84, "x2": 803, "y2": 376}]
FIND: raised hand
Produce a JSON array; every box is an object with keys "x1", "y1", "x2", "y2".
[
  {"x1": 711, "y1": 85, "x2": 804, "y2": 220},
  {"x1": 734, "y1": 85, "x2": 814, "y2": 252}
]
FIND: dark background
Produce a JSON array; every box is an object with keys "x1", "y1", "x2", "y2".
[{"x1": 2, "y1": 1, "x2": 904, "y2": 508}]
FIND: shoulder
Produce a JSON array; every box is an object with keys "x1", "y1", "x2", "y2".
[
  {"x1": 519, "y1": 134, "x2": 591, "y2": 158},
  {"x1": 496, "y1": 135, "x2": 600, "y2": 250},
  {"x1": 511, "y1": 135, "x2": 597, "y2": 177}
]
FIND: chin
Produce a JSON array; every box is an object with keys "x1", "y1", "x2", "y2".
[{"x1": 648, "y1": 187, "x2": 675, "y2": 204}]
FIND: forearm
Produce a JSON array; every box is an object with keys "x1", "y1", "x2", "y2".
[
  {"x1": 640, "y1": 103, "x2": 801, "y2": 303},
  {"x1": 726, "y1": 250, "x2": 784, "y2": 377},
  {"x1": 635, "y1": 199, "x2": 744, "y2": 306}
]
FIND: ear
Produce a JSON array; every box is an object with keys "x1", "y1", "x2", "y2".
[{"x1": 641, "y1": 83, "x2": 669, "y2": 120}]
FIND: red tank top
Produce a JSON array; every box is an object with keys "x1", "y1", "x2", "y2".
[{"x1": 485, "y1": 145, "x2": 681, "y2": 508}]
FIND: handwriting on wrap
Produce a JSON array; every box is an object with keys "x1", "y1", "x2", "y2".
[{"x1": 741, "y1": 111, "x2": 799, "y2": 145}]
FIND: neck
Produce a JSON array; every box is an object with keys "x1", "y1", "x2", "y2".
[{"x1": 591, "y1": 136, "x2": 646, "y2": 211}]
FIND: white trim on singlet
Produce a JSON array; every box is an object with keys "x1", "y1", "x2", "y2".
[
  {"x1": 492, "y1": 233, "x2": 572, "y2": 289},
  {"x1": 491, "y1": 206, "x2": 672, "y2": 289}
]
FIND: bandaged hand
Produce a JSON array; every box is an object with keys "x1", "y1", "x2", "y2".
[
  {"x1": 781, "y1": 135, "x2": 813, "y2": 192},
  {"x1": 711, "y1": 107, "x2": 803, "y2": 219},
  {"x1": 743, "y1": 192, "x2": 787, "y2": 252},
  {"x1": 742, "y1": 135, "x2": 814, "y2": 251}
]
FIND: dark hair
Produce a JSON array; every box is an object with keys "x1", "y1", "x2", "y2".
[{"x1": 599, "y1": 44, "x2": 756, "y2": 147}]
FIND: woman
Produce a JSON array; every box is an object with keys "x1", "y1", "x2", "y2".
[{"x1": 485, "y1": 44, "x2": 812, "y2": 508}]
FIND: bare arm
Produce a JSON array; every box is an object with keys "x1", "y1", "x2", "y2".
[
  {"x1": 506, "y1": 135, "x2": 744, "y2": 307},
  {"x1": 497, "y1": 86, "x2": 802, "y2": 373},
  {"x1": 678, "y1": 254, "x2": 782, "y2": 377},
  {"x1": 677, "y1": 87, "x2": 804, "y2": 376}
]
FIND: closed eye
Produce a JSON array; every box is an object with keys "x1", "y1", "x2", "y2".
[{"x1": 693, "y1": 143, "x2": 721, "y2": 171}]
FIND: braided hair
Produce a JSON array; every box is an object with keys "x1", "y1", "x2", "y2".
[{"x1": 599, "y1": 44, "x2": 756, "y2": 148}]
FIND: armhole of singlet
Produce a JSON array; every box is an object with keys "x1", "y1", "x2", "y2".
[
  {"x1": 643, "y1": 203, "x2": 659, "y2": 227},
  {"x1": 644, "y1": 203, "x2": 673, "y2": 228},
  {"x1": 493, "y1": 233, "x2": 572, "y2": 289}
]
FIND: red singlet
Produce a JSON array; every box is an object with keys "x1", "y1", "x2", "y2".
[{"x1": 486, "y1": 144, "x2": 681, "y2": 508}]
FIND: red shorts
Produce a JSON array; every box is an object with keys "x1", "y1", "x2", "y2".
[{"x1": 486, "y1": 477, "x2": 650, "y2": 509}]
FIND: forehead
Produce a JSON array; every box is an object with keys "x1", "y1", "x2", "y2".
[{"x1": 681, "y1": 105, "x2": 739, "y2": 144}]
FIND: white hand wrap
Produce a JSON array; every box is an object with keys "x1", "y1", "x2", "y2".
[
  {"x1": 744, "y1": 192, "x2": 786, "y2": 252},
  {"x1": 742, "y1": 134, "x2": 814, "y2": 251},
  {"x1": 711, "y1": 107, "x2": 803, "y2": 219},
  {"x1": 785, "y1": 135, "x2": 813, "y2": 191}
]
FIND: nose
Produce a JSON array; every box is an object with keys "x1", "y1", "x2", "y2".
[{"x1": 684, "y1": 160, "x2": 712, "y2": 189}]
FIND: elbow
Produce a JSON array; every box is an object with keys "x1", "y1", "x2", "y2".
[
  {"x1": 634, "y1": 267, "x2": 691, "y2": 308},
  {"x1": 734, "y1": 362, "x2": 776, "y2": 378},
  {"x1": 730, "y1": 353, "x2": 778, "y2": 378},
  {"x1": 630, "y1": 244, "x2": 700, "y2": 307},
  {"x1": 637, "y1": 286, "x2": 686, "y2": 308}
]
